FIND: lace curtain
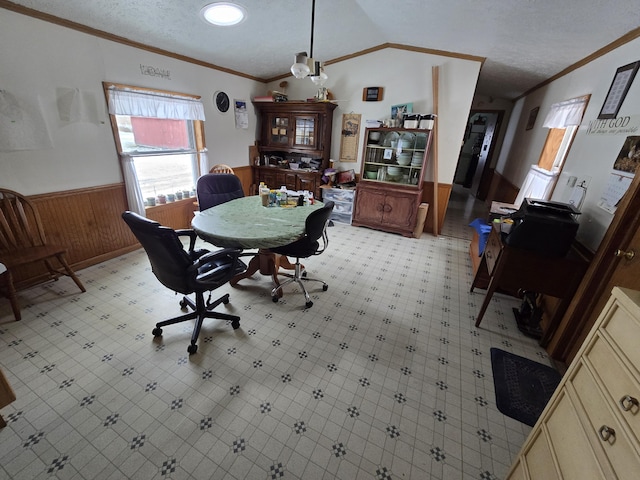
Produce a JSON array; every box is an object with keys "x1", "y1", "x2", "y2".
[
  {"x1": 542, "y1": 95, "x2": 589, "y2": 128},
  {"x1": 107, "y1": 88, "x2": 205, "y2": 120}
]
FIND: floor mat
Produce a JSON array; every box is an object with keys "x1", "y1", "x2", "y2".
[{"x1": 490, "y1": 348, "x2": 562, "y2": 427}]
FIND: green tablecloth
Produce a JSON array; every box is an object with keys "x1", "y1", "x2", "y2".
[{"x1": 191, "y1": 196, "x2": 323, "y2": 249}]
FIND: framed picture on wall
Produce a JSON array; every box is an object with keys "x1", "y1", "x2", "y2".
[
  {"x1": 526, "y1": 107, "x2": 539, "y2": 130},
  {"x1": 391, "y1": 103, "x2": 413, "y2": 120},
  {"x1": 598, "y1": 61, "x2": 640, "y2": 119}
]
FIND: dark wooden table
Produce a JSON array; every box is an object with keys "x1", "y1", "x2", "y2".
[{"x1": 471, "y1": 224, "x2": 588, "y2": 345}]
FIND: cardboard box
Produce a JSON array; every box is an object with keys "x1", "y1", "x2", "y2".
[
  {"x1": 413, "y1": 203, "x2": 429, "y2": 238},
  {"x1": 0, "y1": 368, "x2": 16, "y2": 408}
]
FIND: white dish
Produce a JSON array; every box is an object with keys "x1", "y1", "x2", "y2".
[{"x1": 382, "y1": 131, "x2": 399, "y2": 147}]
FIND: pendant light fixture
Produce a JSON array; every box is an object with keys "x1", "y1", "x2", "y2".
[{"x1": 290, "y1": 0, "x2": 328, "y2": 85}]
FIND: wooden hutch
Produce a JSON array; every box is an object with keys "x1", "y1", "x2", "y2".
[{"x1": 252, "y1": 101, "x2": 337, "y2": 199}]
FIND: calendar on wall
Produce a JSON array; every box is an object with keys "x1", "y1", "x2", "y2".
[{"x1": 598, "y1": 135, "x2": 640, "y2": 213}]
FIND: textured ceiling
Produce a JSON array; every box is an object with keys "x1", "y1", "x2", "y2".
[{"x1": 5, "y1": 0, "x2": 640, "y2": 99}]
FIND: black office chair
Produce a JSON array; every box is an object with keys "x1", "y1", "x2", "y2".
[
  {"x1": 196, "y1": 173, "x2": 244, "y2": 211},
  {"x1": 270, "y1": 201, "x2": 334, "y2": 308},
  {"x1": 122, "y1": 211, "x2": 246, "y2": 354}
]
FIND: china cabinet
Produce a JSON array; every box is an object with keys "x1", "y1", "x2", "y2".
[
  {"x1": 506, "y1": 287, "x2": 640, "y2": 479},
  {"x1": 252, "y1": 101, "x2": 337, "y2": 200},
  {"x1": 352, "y1": 127, "x2": 432, "y2": 237}
]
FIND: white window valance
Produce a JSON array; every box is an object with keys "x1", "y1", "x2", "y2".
[
  {"x1": 107, "y1": 87, "x2": 205, "y2": 120},
  {"x1": 542, "y1": 95, "x2": 589, "y2": 129}
]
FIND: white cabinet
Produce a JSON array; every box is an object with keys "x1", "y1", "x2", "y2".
[{"x1": 507, "y1": 287, "x2": 640, "y2": 479}]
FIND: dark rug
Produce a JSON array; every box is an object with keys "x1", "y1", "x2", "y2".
[{"x1": 490, "y1": 348, "x2": 562, "y2": 427}]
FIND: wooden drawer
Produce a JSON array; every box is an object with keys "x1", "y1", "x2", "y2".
[
  {"x1": 601, "y1": 301, "x2": 640, "y2": 373},
  {"x1": 570, "y1": 360, "x2": 639, "y2": 480},
  {"x1": 542, "y1": 389, "x2": 609, "y2": 479},
  {"x1": 585, "y1": 334, "x2": 640, "y2": 446},
  {"x1": 483, "y1": 227, "x2": 502, "y2": 275}
]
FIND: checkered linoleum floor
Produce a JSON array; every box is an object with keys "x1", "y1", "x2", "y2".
[{"x1": 0, "y1": 187, "x2": 549, "y2": 479}]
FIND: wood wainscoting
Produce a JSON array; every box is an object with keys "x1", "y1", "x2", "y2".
[
  {"x1": 421, "y1": 181, "x2": 452, "y2": 234},
  {"x1": 486, "y1": 170, "x2": 519, "y2": 204},
  {"x1": 14, "y1": 184, "x2": 137, "y2": 289},
  {"x1": 13, "y1": 168, "x2": 256, "y2": 290}
]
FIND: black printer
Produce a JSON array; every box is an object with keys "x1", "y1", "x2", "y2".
[{"x1": 504, "y1": 199, "x2": 580, "y2": 257}]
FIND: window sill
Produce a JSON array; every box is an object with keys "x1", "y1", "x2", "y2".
[{"x1": 145, "y1": 197, "x2": 196, "y2": 210}]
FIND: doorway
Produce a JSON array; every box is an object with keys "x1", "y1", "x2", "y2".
[{"x1": 453, "y1": 110, "x2": 504, "y2": 201}]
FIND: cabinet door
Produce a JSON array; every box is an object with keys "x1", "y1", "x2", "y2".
[
  {"x1": 292, "y1": 114, "x2": 319, "y2": 150},
  {"x1": 296, "y1": 173, "x2": 316, "y2": 195},
  {"x1": 353, "y1": 188, "x2": 385, "y2": 224},
  {"x1": 260, "y1": 170, "x2": 278, "y2": 189},
  {"x1": 267, "y1": 114, "x2": 290, "y2": 147},
  {"x1": 382, "y1": 191, "x2": 418, "y2": 230}
]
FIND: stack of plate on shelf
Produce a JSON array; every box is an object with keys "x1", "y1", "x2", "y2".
[
  {"x1": 387, "y1": 166, "x2": 402, "y2": 180},
  {"x1": 397, "y1": 152, "x2": 412, "y2": 165},
  {"x1": 411, "y1": 152, "x2": 423, "y2": 166}
]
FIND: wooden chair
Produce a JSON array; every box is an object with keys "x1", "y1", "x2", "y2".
[
  {"x1": 209, "y1": 164, "x2": 235, "y2": 174},
  {"x1": 0, "y1": 188, "x2": 85, "y2": 320}
]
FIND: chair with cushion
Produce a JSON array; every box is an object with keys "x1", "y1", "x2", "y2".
[
  {"x1": 196, "y1": 173, "x2": 244, "y2": 211},
  {"x1": 122, "y1": 211, "x2": 246, "y2": 354},
  {"x1": 0, "y1": 188, "x2": 85, "y2": 320},
  {"x1": 270, "y1": 201, "x2": 334, "y2": 308}
]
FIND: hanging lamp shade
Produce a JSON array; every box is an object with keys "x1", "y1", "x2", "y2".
[{"x1": 291, "y1": 52, "x2": 311, "y2": 79}]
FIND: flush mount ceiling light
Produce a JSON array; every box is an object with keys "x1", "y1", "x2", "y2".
[
  {"x1": 290, "y1": 0, "x2": 328, "y2": 85},
  {"x1": 201, "y1": 2, "x2": 247, "y2": 26}
]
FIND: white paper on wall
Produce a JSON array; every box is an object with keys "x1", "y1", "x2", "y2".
[{"x1": 0, "y1": 90, "x2": 53, "y2": 151}]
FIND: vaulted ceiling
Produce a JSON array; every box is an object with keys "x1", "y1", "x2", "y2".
[{"x1": 4, "y1": 0, "x2": 640, "y2": 99}]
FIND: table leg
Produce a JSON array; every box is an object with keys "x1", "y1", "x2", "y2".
[
  {"x1": 229, "y1": 254, "x2": 261, "y2": 287},
  {"x1": 229, "y1": 250, "x2": 297, "y2": 298},
  {"x1": 475, "y1": 275, "x2": 499, "y2": 327}
]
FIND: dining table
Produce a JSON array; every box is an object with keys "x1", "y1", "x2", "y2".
[{"x1": 191, "y1": 195, "x2": 323, "y2": 296}]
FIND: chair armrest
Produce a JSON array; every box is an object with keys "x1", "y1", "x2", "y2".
[
  {"x1": 192, "y1": 247, "x2": 242, "y2": 269},
  {"x1": 176, "y1": 229, "x2": 198, "y2": 252}
]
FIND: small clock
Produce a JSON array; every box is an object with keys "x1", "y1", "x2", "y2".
[{"x1": 214, "y1": 91, "x2": 230, "y2": 113}]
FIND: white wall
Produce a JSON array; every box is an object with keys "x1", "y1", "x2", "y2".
[
  {"x1": 268, "y1": 48, "x2": 481, "y2": 183},
  {"x1": 0, "y1": 9, "x2": 263, "y2": 195},
  {"x1": 495, "y1": 37, "x2": 640, "y2": 251},
  {"x1": 0, "y1": 11, "x2": 480, "y2": 200}
]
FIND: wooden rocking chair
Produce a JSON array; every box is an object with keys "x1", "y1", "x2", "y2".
[{"x1": 0, "y1": 188, "x2": 85, "y2": 320}]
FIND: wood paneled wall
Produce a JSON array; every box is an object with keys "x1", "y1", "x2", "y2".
[
  {"x1": 486, "y1": 171, "x2": 519, "y2": 204},
  {"x1": 421, "y1": 182, "x2": 452, "y2": 234},
  {"x1": 16, "y1": 184, "x2": 138, "y2": 288},
  {"x1": 13, "y1": 167, "x2": 255, "y2": 289}
]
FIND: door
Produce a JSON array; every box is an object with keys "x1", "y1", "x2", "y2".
[
  {"x1": 353, "y1": 188, "x2": 385, "y2": 224},
  {"x1": 292, "y1": 114, "x2": 320, "y2": 150},
  {"x1": 382, "y1": 191, "x2": 418, "y2": 230},
  {"x1": 547, "y1": 170, "x2": 640, "y2": 363}
]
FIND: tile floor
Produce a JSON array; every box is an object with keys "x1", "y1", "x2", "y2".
[{"x1": 0, "y1": 186, "x2": 550, "y2": 479}]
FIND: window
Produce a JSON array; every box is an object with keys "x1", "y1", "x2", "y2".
[
  {"x1": 115, "y1": 115, "x2": 197, "y2": 199},
  {"x1": 104, "y1": 83, "x2": 206, "y2": 215}
]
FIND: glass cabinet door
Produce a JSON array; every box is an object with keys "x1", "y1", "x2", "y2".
[
  {"x1": 292, "y1": 115, "x2": 318, "y2": 149},
  {"x1": 269, "y1": 115, "x2": 289, "y2": 145},
  {"x1": 361, "y1": 128, "x2": 431, "y2": 187}
]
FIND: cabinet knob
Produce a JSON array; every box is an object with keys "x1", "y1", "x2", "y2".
[
  {"x1": 614, "y1": 249, "x2": 635, "y2": 260},
  {"x1": 383, "y1": 204, "x2": 392, "y2": 213},
  {"x1": 598, "y1": 425, "x2": 615, "y2": 442},
  {"x1": 619, "y1": 394, "x2": 639, "y2": 412},
  {"x1": 377, "y1": 204, "x2": 384, "y2": 212}
]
